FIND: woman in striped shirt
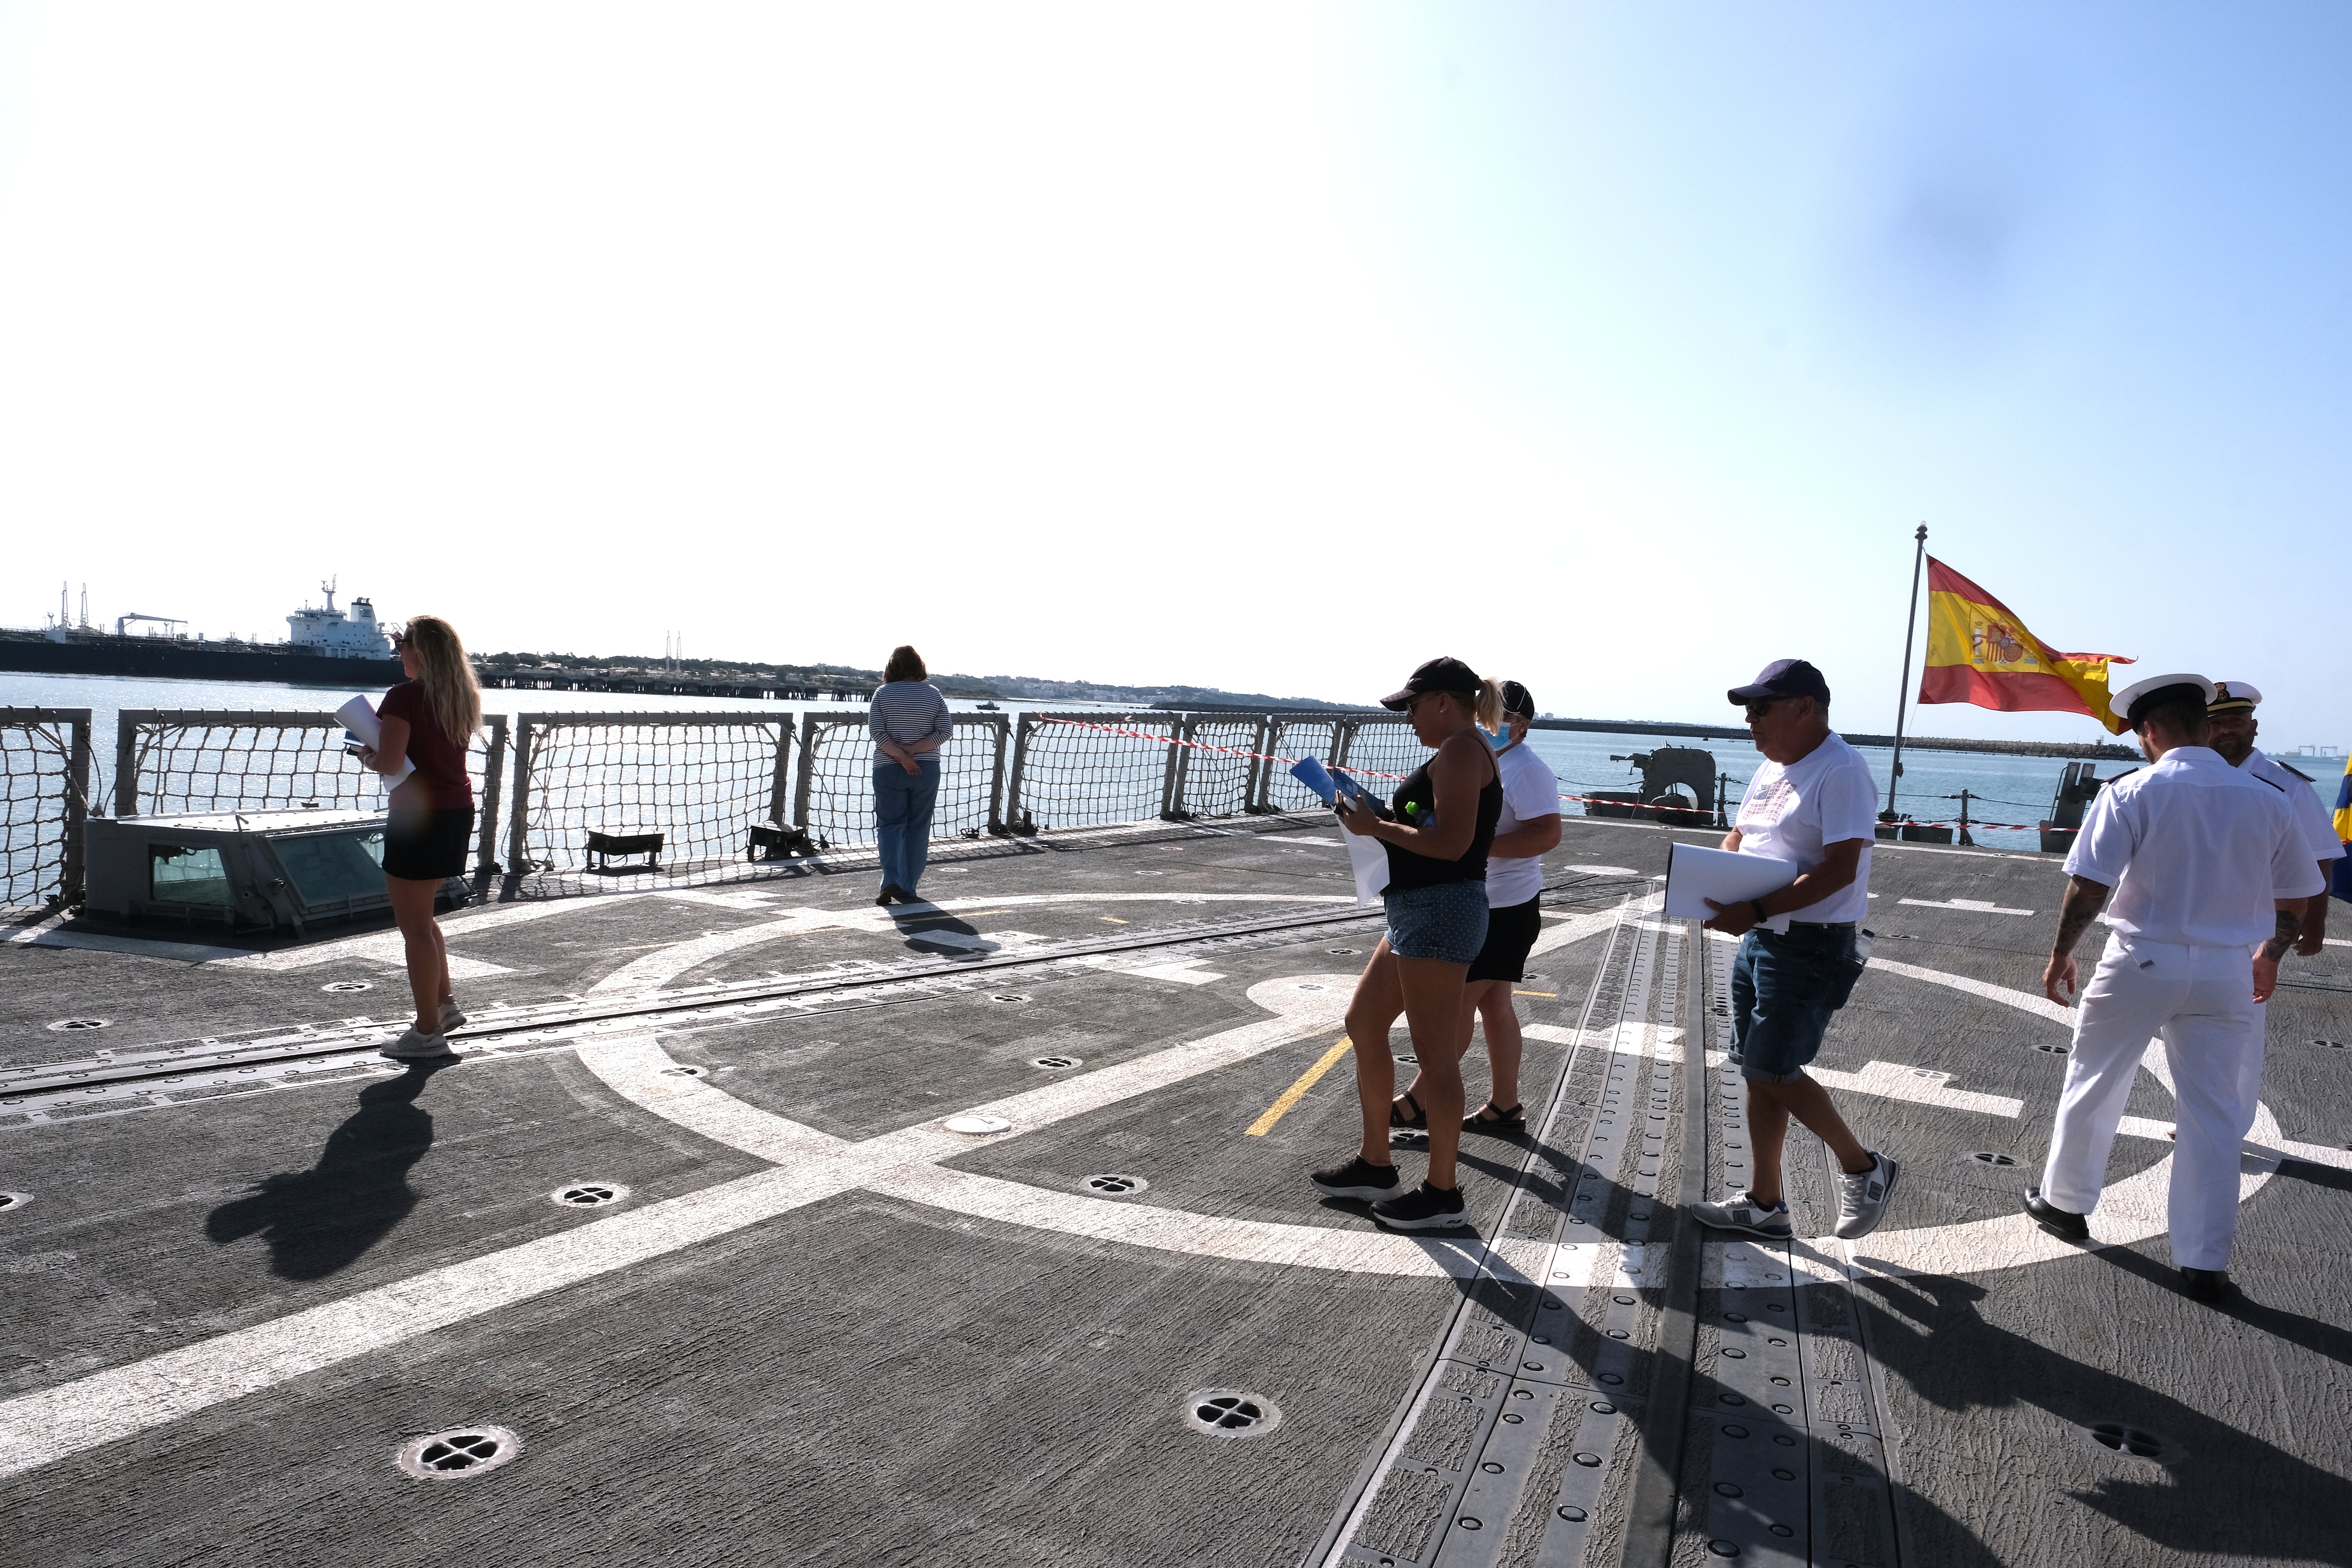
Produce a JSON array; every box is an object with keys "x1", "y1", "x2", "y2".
[{"x1": 870, "y1": 645, "x2": 954, "y2": 904}]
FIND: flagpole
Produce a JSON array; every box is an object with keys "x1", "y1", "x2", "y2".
[{"x1": 1884, "y1": 523, "x2": 1928, "y2": 820}]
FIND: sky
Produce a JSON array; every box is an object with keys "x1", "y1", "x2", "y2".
[{"x1": 1, "y1": 3, "x2": 2346, "y2": 747}]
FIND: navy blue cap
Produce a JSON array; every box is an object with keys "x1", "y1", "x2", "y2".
[{"x1": 1728, "y1": 658, "x2": 1831, "y2": 706}]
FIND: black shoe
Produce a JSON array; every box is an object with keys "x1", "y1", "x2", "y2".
[
  {"x1": 2023, "y1": 1188, "x2": 2089, "y2": 1242},
  {"x1": 1372, "y1": 1180, "x2": 1469, "y2": 1232},
  {"x1": 1388, "y1": 1092, "x2": 1427, "y2": 1130},
  {"x1": 2179, "y1": 1267, "x2": 2232, "y2": 1304},
  {"x1": 1310, "y1": 1156, "x2": 1401, "y2": 1201},
  {"x1": 876, "y1": 884, "x2": 905, "y2": 906},
  {"x1": 1463, "y1": 1101, "x2": 1527, "y2": 1134}
]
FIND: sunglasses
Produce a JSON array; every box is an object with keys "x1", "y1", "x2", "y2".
[{"x1": 1743, "y1": 698, "x2": 1780, "y2": 719}]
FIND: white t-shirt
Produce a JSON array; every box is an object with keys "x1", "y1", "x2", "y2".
[
  {"x1": 2066, "y1": 745, "x2": 2324, "y2": 948},
  {"x1": 1486, "y1": 742, "x2": 1562, "y2": 908},
  {"x1": 1731, "y1": 731, "x2": 1878, "y2": 928},
  {"x1": 2244, "y1": 747, "x2": 2345, "y2": 866}
]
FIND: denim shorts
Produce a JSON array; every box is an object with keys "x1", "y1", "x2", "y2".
[
  {"x1": 1729, "y1": 925, "x2": 1867, "y2": 1083},
  {"x1": 1384, "y1": 881, "x2": 1490, "y2": 965}
]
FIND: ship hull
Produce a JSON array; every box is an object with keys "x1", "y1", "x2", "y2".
[{"x1": 0, "y1": 637, "x2": 399, "y2": 688}]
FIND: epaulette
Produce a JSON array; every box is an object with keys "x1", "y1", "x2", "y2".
[
  {"x1": 2252, "y1": 772, "x2": 2286, "y2": 792},
  {"x1": 2279, "y1": 760, "x2": 2316, "y2": 784}
]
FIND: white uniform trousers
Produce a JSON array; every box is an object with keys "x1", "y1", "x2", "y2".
[{"x1": 2040, "y1": 934, "x2": 2260, "y2": 1271}]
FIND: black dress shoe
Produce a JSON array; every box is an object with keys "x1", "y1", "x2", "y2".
[
  {"x1": 2023, "y1": 1188, "x2": 2089, "y2": 1241},
  {"x1": 2179, "y1": 1267, "x2": 2232, "y2": 1304},
  {"x1": 874, "y1": 884, "x2": 906, "y2": 906}
]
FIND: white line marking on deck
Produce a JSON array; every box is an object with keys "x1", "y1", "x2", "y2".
[
  {"x1": 1899, "y1": 897, "x2": 2035, "y2": 916},
  {"x1": 1807, "y1": 1060, "x2": 2023, "y2": 1119}
]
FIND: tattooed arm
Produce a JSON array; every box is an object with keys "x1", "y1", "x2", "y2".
[
  {"x1": 2042, "y1": 875, "x2": 2113, "y2": 1006},
  {"x1": 2254, "y1": 900, "x2": 2303, "y2": 1004}
]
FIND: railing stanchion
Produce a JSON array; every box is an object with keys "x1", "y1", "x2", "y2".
[
  {"x1": 116, "y1": 710, "x2": 147, "y2": 819},
  {"x1": 475, "y1": 715, "x2": 508, "y2": 876},
  {"x1": 767, "y1": 718, "x2": 794, "y2": 828},
  {"x1": 983, "y1": 714, "x2": 1010, "y2": 835},
  {"x1": 1004, "y1": 713, "x2": 1037, "y2": 833},
  {"x1": 1160, "y1": 715, "x2": 1192, "y2": 821},
  {"x1": 791, "y1": 710, "x2": 821, "y2": 830},
  {"x1": 504, "y1": 717, "x2": 536, "y2": 874}
]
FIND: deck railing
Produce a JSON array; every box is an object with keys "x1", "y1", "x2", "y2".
[{"x1": 0, "y1": 707, "x2": 93, "y2": 912}]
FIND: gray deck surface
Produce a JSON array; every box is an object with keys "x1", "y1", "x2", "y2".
[{"x1": 3, "y1": 814, "x2": 2349, "y2": 1566}]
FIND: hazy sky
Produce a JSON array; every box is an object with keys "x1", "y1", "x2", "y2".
[{"x1": 2, "y1": 5, "x2": 2346, "y2": 745}]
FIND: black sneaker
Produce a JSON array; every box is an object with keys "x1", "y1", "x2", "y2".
[
  {"x1": 1372, "y1": 1180, "x2": 1468, "y2": 1231},
  {"x1": 1310, "y1": 1156, "x2": 1400, "y2": 1201}
]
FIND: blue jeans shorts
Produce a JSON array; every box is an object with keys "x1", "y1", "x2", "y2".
[
  {"x1": 1384, "y1": 881, "x2": 1490, "y2": 965},
  {"x1": 1729, "y1": 924, "x2": 1867, "y2": 1083}
]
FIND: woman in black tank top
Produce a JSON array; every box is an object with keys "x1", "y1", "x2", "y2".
[{"x1": 1311, "y1": 657, "x2": 1503, "y2": 1232}]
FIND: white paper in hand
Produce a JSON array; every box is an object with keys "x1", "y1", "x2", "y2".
[
  {"x1": 1338, "y1": 815, "x2": 1390, "y2": 907},
  {"x1": 335, "y1": 695, "x2": 413, "y2": 793},
  {"x1": 1664, "y1": 842, "x2": 1797, "y2": 929}
]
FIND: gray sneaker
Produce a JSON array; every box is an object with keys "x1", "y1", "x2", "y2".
[
  {"x1": 1834, "y1": 1151, "x2": 1899, "y2": 1240},
  {"x1": 439, "y1": 1000, "x2": 468, "y2": 1031},
  {"x1": 380, "y1": 1029, "x2": 454, "y2": 1061},
  {"x1": 1692, "y1": 1192, "x2": 1793, "y2": 1239}
]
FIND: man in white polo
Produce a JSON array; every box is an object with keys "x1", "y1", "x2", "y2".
[{"x1": 2026, "y1": 674, "x2": 2322, "y2": 1304}]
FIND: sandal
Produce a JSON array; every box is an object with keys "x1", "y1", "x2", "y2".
[
  {"x1": 1463, "y1": 1101, "x2": 1527, "y2": 1133},
  {"x1": 1388, "y1": 1092, "x2": 1428, "y2": 1130}
]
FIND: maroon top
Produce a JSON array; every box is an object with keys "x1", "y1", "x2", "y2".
[{"x1": 379, "y1": 681, "x2": 475, "y2": 812}]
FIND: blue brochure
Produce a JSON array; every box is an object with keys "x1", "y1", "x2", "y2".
[{"x1": 1289, "y1": 756, "x2": 1338, "y2": 806}]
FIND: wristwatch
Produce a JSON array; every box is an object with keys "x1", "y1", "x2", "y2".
[{"x1": 1749, "y1": 899, "x2": 1769, "y2": 925}]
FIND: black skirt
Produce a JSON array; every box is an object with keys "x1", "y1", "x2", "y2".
[{"x1": 383, "y1": 806, "x2": 476, "y2": 880}]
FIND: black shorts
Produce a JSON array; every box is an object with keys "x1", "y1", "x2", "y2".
[
  {"x1": 383, "y1": 806, "x2": 475, "y2": 881},
  {"x1": 1467, "y1": 895, "x2": 1542, "y2": 983}
]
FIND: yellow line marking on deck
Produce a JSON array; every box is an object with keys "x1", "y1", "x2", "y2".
[
  {"x1": 1101, "y1": 916, "x2": 1129, "y2": 924},
  {"x1": 1247, "y1": 1035, "x2": 1355, "y2": 1136},
  {"x1": 1514, "y1": 990, "x2": 1556, "y2": 998}
]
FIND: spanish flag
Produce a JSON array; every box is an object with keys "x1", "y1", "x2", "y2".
[{"x1": 1919, "y1": 558, "x2": 2134, "y2": 735}]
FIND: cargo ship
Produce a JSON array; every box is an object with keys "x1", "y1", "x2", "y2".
[{"x1": 0, "y1": 579, "x2": 400, "y2": 687}]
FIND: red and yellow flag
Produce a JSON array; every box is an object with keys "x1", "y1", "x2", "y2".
[{"x1": 1919, "y1": 558, "x2": 2133, "y2": 735}]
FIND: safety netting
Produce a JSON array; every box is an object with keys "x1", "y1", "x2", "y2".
[
  {"x1": 1011, "y1": 714, "x2": 1180, "y2": 830},
  {"x1": 513, "y1": 715, "x2": 790, "y2": 875},
  {"x1": 124, "y1": 711, "x2": 502, "y2": 817},
  {"x1": 1, "y1": 709, "x2": 89, "y2": 911},
  {"x1": 798, "y1": 716, "x2": 1007, "y2": 847}
]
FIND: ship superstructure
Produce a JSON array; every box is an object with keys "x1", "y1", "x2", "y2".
[{"x1": 283, "y1": 579, "x2": 392, "y2": 660}]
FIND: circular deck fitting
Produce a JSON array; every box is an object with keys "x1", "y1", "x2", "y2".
[
  {"x1": 321, "y1": 980, "x2": 372, "y2": 993},
  {"x1": 396, "y1": 1426, "x2": 522, "y2": 1481},
  {"x1": 2087, "y1": 1421, "x2": 2173, "y2": 1461},
  {"x1": 2315, "y1": 1038, "x2": 2348, "y2": 1050},
  {"x1": 1965, "y1": 1150, "x2": 2020, "y2": 1167},
  {"x1": 1390, "y1": 1129, "x2": 1429, "y2": 1148},
  {"x1": 660, "y1": 1065, "x2": 708, "y2": 1078},
  {"x1": 2034, "y1": 1043, "x2": 2069, "y2": 1055},
  {"x1": 1393, "y1": 1054, "x2": 1417, "y2": 1065},
  {"x1": 1557, "y1": 1506, "x2": 1587, "y2": 1522},
  {"x1": 987, "y1": 993, "x2": 1031, "y2": 1005},
  {"x1": 1083, "y1": 1173, "x2": 1148, "y2": 1196},
  {"x1": 944, "y1": 1114, "x2": 1011, "y2": 1136},
  {"x1": 1326, "y1": 947, "x2": 1359, "y2": 955},
  {"x1": 1030, "y1": 1055, "x2": 1083, "y2": 1071},
  {"x1": 47, "y1": 1018, "x2": 111, "y2": 1032},
  {"x1": 0, "y1": 1192, "x2": 31, "y2": 1213},
  {"x1": 550, "y1": 1182, "x2": 631, "y2": 1208},
  {"x1": 1183, "y1": 1389, "x2": 1281, "y2": 1438}
]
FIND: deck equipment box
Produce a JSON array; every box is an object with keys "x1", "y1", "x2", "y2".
[{"x1": 83, "y1": 809, "x2": 403, "y2": 932}]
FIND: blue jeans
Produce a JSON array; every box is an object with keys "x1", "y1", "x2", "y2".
[
  {"x1": 874, "y1": 761, "x2": 941, "y2": 896},
  {"x1": 1729, "y1": 925, "x2": 1866, "y2": 1082}
]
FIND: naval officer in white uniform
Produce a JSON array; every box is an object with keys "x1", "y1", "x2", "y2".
[
  {"x1": 2026, "y1": 674, "x2": 2322, "y2": 1304},
  {"x1": 2204, "y1": 680, "x2": 2344, "y2": 1133}
]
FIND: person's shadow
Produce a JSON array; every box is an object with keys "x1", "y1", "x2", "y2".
[{"x1": 205, "y1": 1063, "x2": 449, "y2": 1280}]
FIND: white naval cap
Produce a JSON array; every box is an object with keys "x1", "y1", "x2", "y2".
[
  {"x1": 2208, "y1": 680, "x2": 2263, "y2": 714},
  {"x1": 2108, "y1": 671, "x2": 2217, "y2": 726}
]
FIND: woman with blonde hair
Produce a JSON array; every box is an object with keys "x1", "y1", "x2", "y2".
[{"x1": 359, "y1": 614, "x2": 482, "y2": 1059}]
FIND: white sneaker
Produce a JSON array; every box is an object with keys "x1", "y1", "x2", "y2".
[
  {"x1": 380, "y1": 1029, "x2": 454, "y2": 1060},
  {"x1": 1834, "y1": 1150, "x2": 1900, "y2": 1240},
  {"x1": 1691, "y1": 1192, "x2": 1792, "y2": 1239},
  {"x1": 439, "y1": 1000, "x2": 468, "y2": 1031}
]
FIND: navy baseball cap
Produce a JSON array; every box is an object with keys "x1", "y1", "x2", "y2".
[
  {"x1": 1381, "y1": 656, "x2": 1481, "y2": 711},
  {"x1": 1498, "y1": 680, "x2": 1535, "y2": 718},
  {"x1": 1727, "y1": 658, "x2": 1831, "y2": 707}
]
